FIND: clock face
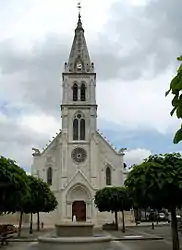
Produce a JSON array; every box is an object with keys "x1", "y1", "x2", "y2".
[
  {"x1": 71, "y1": 147, "x2": 87, "y2": 163},
  {"x1": 77, "y1": 63, "x2": 82, "y2": 70}
]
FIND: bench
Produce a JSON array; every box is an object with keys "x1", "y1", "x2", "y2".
[
  {"x1": 0, "y1": 231, "x2": 15, "y2": 246},
  {"x1": 0, "y1": 224, "x2": 17, "y2": 247}
]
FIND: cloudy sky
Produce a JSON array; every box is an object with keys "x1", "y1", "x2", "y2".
[{"x1": 0, "y1": 0, "x2": 182, "y2": 173}]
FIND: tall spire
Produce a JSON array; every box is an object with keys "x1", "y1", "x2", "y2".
[
  {"x1": 64, "y1": 2, "x2": 94, "y2": 74},
  {"x1": 76, "y1": 2, "x2": 83, "y2": 31}
]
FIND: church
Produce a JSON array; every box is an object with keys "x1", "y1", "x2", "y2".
[{"x1": 31, "y1": 10, "x2": 127, "y2": 226}]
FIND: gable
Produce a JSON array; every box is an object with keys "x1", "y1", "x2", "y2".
[
  {"x1": 63, "y1": 169, "x2": 95, "y2": 193},
  {"x1": 96, "y1": 131, "x2": 119, "y2": 155},
  {"x1": 40, "y1": 131, "x2": 62, "y2": 156}
]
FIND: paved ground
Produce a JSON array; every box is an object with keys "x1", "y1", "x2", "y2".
[
  {"x1": 111, "y1": 240, "x2": 176, "y2": 250},
  {"x1": 1, "y1": 242, "x2": 29, "y2": 250},
  {"x1": 108, "y1": 224, "x2": 182, "y2": 250},
  {"x1": 4, "y1": 240, "x2": 179, "y2": 250},
  {"x1": 3, "y1": 224, "x2": 182, "y2": 250},
  {"x1": 128, "y1": 224, "x2": 182, "y2": 244},
  {"x1": 106, "y1": 227, "x2": 162, "y2": 240}
]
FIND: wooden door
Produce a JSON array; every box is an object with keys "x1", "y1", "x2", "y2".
[{"x1": 72, "y1": 201, "x2": 86, "y2": 221}]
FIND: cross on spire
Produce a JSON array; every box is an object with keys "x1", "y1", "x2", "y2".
[
  {"x1": 77, "y1": 2, "x2": 81, "y2": 15},
  {"x1": 76, "y1": 2, "x2": 83, "y2": 30}
]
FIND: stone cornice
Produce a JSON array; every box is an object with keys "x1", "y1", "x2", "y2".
[
  {"x1": 62, "y1": 72, "x2": 96, "y2": 77},
  {"x1": 61, "y1": 104, "x2": 97, "y2": 110}
]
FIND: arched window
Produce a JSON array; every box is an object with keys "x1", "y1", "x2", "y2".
[
  {"x1": 73, "y1": 113, "x2": 85, "y2": 140},
  {"x1": 106, "y1": 167, "x2": 111, "y2": 186},
  {"x1": 80, "y1": 83, "x2": 86, "y2": 101},
  {"x1": 47, "y1": 167, "x2": 52, "y2": 186},
  {"x1": 73, "y1": 119, "x2": 79, "y2": 140},
  {"x1": 73, "y1": 83, "x2": 78, "y2": 101},
  {"x1": 80, "y1": 119, "x2": 85, "y2": 140}
]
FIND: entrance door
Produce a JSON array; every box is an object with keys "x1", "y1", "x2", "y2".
[{"x1": 72, "y1": 201, "x2": 86, "y2": 221}]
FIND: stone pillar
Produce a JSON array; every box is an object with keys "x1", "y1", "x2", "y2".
[
  {"x1": 90, "y1": 79, "x2": 95, "y2": 104},
  {"x1": 86, "y1": 202, "x2": 92, "y2": 219},
  {"x1": 78, "y1": 87, "x2": 81, "y2": 101},
  {"x1": 66, "y1": 202, "x2": 72, "y2": 219},
  {"x1": 90, "y1": 138, "x2": 98, "y2": 187},
  {"x1": 61, "y1": 139, "x2": 68, "y2": 185},
  {"x1": 92, "y1": 198, "x2": 98, "y2": 225}
]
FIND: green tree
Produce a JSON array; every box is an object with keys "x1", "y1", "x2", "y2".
[
  {"x1": 24, "y1": 176, "x2": 58, "y2": 232},
  {"x1": 166, "y1": 56, "x2": 182, "y2": 143},
  {"x1": 0, "y1": 156, "x2": 28, "y2": 213},
  {"x1": 94, "y1": 187, "x2": 131, "y2": 231},
  {"x1": 125, "y1": 153, "x2": 182, "y2": 250},
  {"x1": 17, "y1": 186, "x2": 31, "y2": 237},
  {"x1": 18, "y1": 175, "x2": 37, "y2": 235},
  {"x1": 17, "y1": 176, "x2": 57, "y2": 235}
]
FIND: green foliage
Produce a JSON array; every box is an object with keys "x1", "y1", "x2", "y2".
[
  {"x1": 166, "y1": 56, "x2": 182, "y2": 143},
  {"x1": 125, "y1": 153, "x2": 182, "y2": 210},
  {"x1": 94, "y1": 186, "x2": 131, "y2": 213},
  {"x1": 95, "y1": 186, "x2": 131, "y2": 231},
  {"x1": 23, "y1": 176, "x2": 58, "y2": 214},
  {"x1": 0, "y1": 155, "x2": 58, "y2": 235},
  {"x1": 125, "y1": 153, "x2": 182, "y2": 250},
  {"x1": 173, "y1": 126, "x2": 182, "y2": 144},
  {"x1": 0, "y1": 156, "x2": 28, "y2": 213},
  {"x1": 0, "y1": 155, "x2": 57, "y2": 215}
]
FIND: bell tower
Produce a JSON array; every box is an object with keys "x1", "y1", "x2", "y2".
[{"x1": 61, "y1": 4, "x2": 97, "y2": 143}]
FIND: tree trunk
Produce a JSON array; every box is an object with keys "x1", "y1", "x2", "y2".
[
  {"x1": 122, "y1": 210, "x2": 125, "y2": 233},
  {"x1": 157, "y1": 210, "x2": 159, "y2": 224},
  {"x1": 171, "y1": 207, "x2": 179, "y2": 250},
  {"x1": 18, "y1": 211, "x2": 23, "y2": 237},
  {"x1": 138, "y1": 208, "x2": 141, "y2": 221},
  {"x1": 37, "y1": 212, "x2": 40, "y2": 231},
  {"x1": 145, "y1": 209, "x2": 147, "y2": 220},
  {"x1": 114, "y1": 211, "x2": 118, "y2": 230},
  {"x1": 134, "y1": 209, "x2": 138, "y2": 225},
  {"x1": 29, "y1": 213, "x2": 33, "y2": 234}
]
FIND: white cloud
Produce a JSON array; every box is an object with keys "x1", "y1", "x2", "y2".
[
  {"x1": 19, "y1": 114, "x2": 60, "y2": 136},
  {"x1": 0, "y1": 112, "x2": 8, "y2": 123},
  {"x1": 0, "y1": 0, "x2": 119, "y2": 49},
  {"x1": 125, "y1": 148, "x2": 152, "y2": 166},
  {"x1": 129, "y1": 0, "x2": 149, "y2": 6},
  {"x1": 98, "y1": 69, "x2": 179, "y2": 134}
]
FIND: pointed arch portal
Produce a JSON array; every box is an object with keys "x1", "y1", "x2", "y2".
[
  {"x1": 66, "y1": 184, "x2": 92, "y2": 221},
  {"x1": 72, "y1": 201, "x2": 86, "y2": 221}
]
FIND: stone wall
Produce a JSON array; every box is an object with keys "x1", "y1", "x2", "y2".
[{"x1": 0, "y1": 212, "x2": 29, "y2": 225}]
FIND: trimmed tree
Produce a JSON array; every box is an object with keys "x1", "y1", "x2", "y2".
[
  {"x1": 35, "y1": 178, "x2": 58, "y2": 231},
  {"x1": 94, "y1": 187, "x2": 131, "y2": 231},
  {"x1": 17, "y1": 187, "x2": 31, "y2": 236},
  {"x1": 125, "y1": 153, "x2": 182, "y2": 250},
  {"x1": 0, "y1": 156, "x2": 28, "y2": 213},
  {"x1": 0, "y1": 156, "x2": 29, "y2": 237},
  {"x1": 24, "y1": 176, "x2": 58, "y2": 232},
  {"x1": 166, "y1": 56, "x2": 182, "y2": 143}
]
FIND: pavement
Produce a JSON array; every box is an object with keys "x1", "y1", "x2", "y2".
[
  {"x1": 8, "y1": 227, "x2": 55, "y2": 241},
  {"x1": 111, "y1": 240, "x2": 177, "y2": 250},
  {"x1": 106, "y1": 228, "x2": 163, "y2": 241},
  {"x1": 3, "y1": 223, "x2": 182, "y2": 250},
  {"x1": 108, "y1": 224, "x2": 182, "y2": 250}
]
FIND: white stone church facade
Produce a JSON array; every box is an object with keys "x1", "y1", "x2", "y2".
[{"x1": 31, "y1": 14, "x2": 127, "y2": 226}]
